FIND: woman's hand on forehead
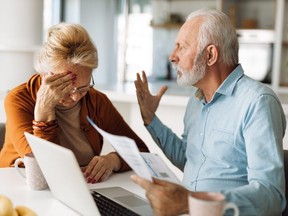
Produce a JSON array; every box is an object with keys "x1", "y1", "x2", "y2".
[{"x1": 42, "y1": 71, "x2": 77, "y2": 82}]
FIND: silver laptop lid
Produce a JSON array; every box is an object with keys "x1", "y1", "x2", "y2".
[{"x1": 24, "y1": 132, "x2": 100, "y2": 216}]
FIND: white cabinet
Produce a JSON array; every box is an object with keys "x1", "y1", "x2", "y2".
[
  {"x1": 151, "y1": 0, "x2": 288, "y2": 95},
  {"x1": 222, "y1": 0, "x2": 288, "y2": 97},
  {"x1": 279, "y1": 0, "x2": 288, "y2": 91}
]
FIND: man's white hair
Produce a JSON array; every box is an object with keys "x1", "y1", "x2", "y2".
[{"x1": 187, "y1": 8, "x2": 239, "y2": 66}]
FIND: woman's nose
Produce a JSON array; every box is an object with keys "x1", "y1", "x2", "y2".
[{"x1": 69, "y1": 92, "x2": 82, "y2": 101}]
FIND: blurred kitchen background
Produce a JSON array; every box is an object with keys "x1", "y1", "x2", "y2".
[
  {"x1": 1, "y1": 0, "x2": 288, "y2": 92},
  {"x1": 1, "y1": 0, "x2": 288, "y2": 177}
]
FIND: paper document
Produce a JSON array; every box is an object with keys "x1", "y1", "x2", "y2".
[{"x1": 87, "y1": 116, "x2": 180, "y2": 184}]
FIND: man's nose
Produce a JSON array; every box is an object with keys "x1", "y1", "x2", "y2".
[{"x1": 169, "y1": 49, "x2": 178, "y2": 63}]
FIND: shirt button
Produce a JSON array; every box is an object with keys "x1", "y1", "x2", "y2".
[{"x1": 200, "y1": 132, "x2": 203, "y2": 136}]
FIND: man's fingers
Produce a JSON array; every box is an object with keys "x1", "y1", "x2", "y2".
[
  {"x1": 135, "y1": 73, "x2": 146, "y2": 93},
  {"x1": 152, "y1": 177, "x2": 177, "y2": 187},
  {"x1": 137, "y1": 72, "x2": 143, "y2": 80},
  {"x1": 141, "y1": 71, "x2": 151, "y2": 90},
  {"x1": 152, "y1": 177, "x2": 170, "y2": 185},
  {"x1": 158, "y1": 86, "x2": 168, "y2": 98},
  {"x1": 134, "y1": 80, "x2": 144, "y2": 103},
  {"x1": 130, "y1": 175, "x2": 152, "y2": 190},
  {"x1": 135, "y1": 90, "x2": 143, "y2": 103},
  {"x1": 141, "y1": 71, "x2": 148, "y2": 84}
]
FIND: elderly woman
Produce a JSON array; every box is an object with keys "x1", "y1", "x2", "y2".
[{"x1": 0, "y1": 23, "x2": 149, "y2": 183}]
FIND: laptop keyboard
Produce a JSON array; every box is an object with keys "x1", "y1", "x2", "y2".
[{"x1": 91, "y1": 191, "x2": 141, "y2": 216}]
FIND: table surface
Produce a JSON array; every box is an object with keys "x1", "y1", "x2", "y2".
[{"x1": 0, "y1": 168, "x2": 146, "y2": 216}]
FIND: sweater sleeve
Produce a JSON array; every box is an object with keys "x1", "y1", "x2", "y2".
[
  {"x1": 1, "y1": 83, "x2": 60, "y2": 167},
  {"x1": 3, "y1": 88, "x2": 34, "y2": 158}
]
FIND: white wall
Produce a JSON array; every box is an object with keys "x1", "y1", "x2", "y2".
[{"x1": 0, "y1": 0, "x2": 43, "y2": 93}]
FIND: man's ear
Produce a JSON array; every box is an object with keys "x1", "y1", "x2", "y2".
[{"x1": 205, "y1": 44, "x2": 218, "y2": 66}]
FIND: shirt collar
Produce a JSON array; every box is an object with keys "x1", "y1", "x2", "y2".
[
  {"x1": 194, "y1": 64, "x2": 244, "y2": 101},
  {"x1": 216, "y1": 64, "x2": 244, "y2": 96},
  {"x1": 195, "y1": 88, "x2": 204, "y2": 100}
]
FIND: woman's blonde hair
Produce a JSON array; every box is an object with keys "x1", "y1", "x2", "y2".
[{"x1": 34, "y1": 23, "x2": 98, "y2": 73}]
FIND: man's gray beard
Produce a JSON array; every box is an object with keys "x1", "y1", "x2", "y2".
[{"x1": 172, "y1": 59, "x2": 206, "y2": 86}]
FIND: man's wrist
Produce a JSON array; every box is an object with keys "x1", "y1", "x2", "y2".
[{"x1": 143, "y1": 114, "x2": 155, "y2": 126}]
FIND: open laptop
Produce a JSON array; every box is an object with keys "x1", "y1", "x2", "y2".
[{"x1": 24, "y1": 132, "x2": 153, "y2": 216}]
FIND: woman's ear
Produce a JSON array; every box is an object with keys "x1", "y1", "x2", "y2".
[{"x1": 206, "y1": 44, "x2": 218, "y2": 66}]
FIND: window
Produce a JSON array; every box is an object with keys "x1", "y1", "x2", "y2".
[{"x1": 117, "y1": 0, "x2": 152, "y2": 82}]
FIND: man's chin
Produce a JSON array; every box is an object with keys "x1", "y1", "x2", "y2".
[{"x1": 177, "y1": 77, "x2": 190, "y2": 86}]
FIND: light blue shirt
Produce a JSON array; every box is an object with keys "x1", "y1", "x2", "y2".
[{"x1": 146, "y1": 65, "x2": 286, "y2": 216}]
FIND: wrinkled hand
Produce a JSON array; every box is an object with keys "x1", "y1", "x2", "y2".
[
  {"x1": 131, "y1": 175, "x2": 189, "y2": 216},
  {"x1": 134, "y1": 71, "x2": 168, "y2": 125},
  {"x1": 82, "y1": 153, "x2": 121, "y2": 183},
  {"x1": 35, "y1": 71, "x2": 76, "y2": 121}
]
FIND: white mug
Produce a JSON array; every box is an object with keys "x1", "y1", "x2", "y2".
[
  {"x1": 188, "y1": 191, "x2": 239, "y2": 216},
  {"x1": 14, "y1": 153, "x2": 48, "y2": 190}
]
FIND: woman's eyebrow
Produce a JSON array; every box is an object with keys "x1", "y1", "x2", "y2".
[{"x1": 75, "y1": 79, "x2": 91, "y2": 89}]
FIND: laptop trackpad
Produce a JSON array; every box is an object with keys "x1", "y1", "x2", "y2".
[
  {"x1": 94, "y1": 186, "x2": 154, "y2": 215},
  {"x1": 114, "y1": 195, "x2": 147, "y2": 207},
  {"x1": 95, "y1": 186, "x2": 148, "y2": 207}
]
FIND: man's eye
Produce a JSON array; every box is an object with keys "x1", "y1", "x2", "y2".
[{"x1": 180, "y1": 45, "x2": 185, "y2": 50}]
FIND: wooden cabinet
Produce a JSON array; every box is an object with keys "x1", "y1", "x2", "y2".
[{"x1": 221, "y1": 0, "x2": 276, "y2": 29}]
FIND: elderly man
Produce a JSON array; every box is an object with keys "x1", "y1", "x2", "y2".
[{"x1": 132, "y1": 8, "x2": 286, "y2": 216}]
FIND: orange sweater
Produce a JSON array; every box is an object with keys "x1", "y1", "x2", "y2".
[{"x1": 0, "y1": 74, "x2": 149, "y2": 170}]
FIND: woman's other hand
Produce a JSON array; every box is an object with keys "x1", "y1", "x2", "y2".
[{"x1": 83, "y1": 152, "x2": 121, "y2": 183}]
